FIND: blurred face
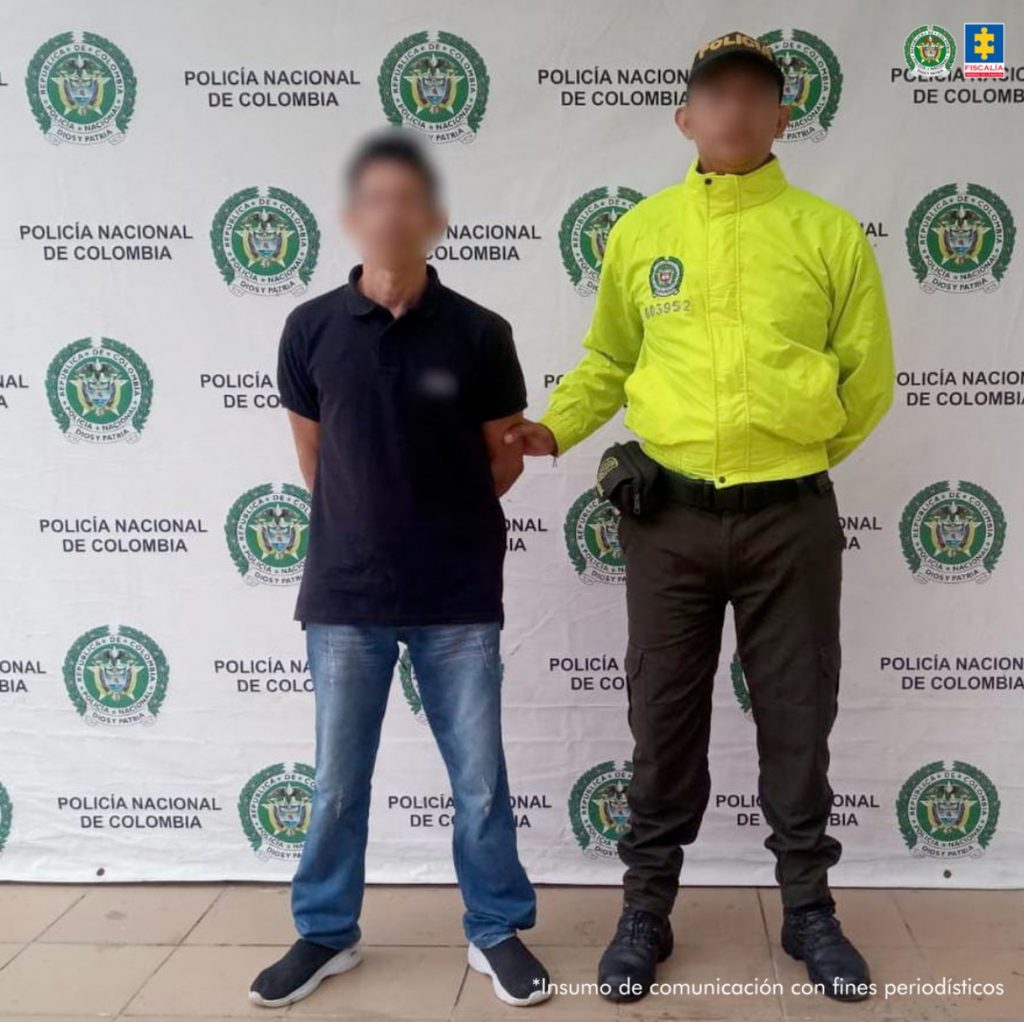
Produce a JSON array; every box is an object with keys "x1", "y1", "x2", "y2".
[
  {"x1": 343, "y1": 159, "x2": 447, "y2": 269},
  {"x1": 675, "y1": 61, "x2": 789, "y2": 172}
]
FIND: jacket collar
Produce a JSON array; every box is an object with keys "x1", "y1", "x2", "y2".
[
  {"x1": 342, "y1": 263, "x2": 442, "y2": 319},
  {"x1": 683, "y1": 152, "x2": 787, "y2": 210}
]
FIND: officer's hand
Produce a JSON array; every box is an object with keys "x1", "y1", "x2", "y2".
[{"x1": 503, "y1": 419, "x2": 558, "y2": 457}]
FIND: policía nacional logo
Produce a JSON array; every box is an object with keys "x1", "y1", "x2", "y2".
[
  {"x1": 569, "y1": 760, "x2": 633, "y2": 858},
  {"x1": 565, "y1": 487, "x2": 626, "y2": 585},
  {"x1": 398, "y1": 647, "x2": 504, "y2": 724},
  {"x1": 649, "y1": 256, "x2": 684, "y2": 297},
  {"x1": 238, "y1": 762, "x2": 315, "y2": 861},
  {"x1": 759, "y1": 28, "x2": 842, "y2": 142},
  {"x1": 897, "y1": 760, "x2": 999, "y2": 859},
  {"x1": 560, "y1": 186, "x2": 644, "y2": 295},
  {"x1": 906, "y1": 183, "x2": 1015, "y2": 294},
  {"x1": 903, "y1": 25, "x2": 957, "y2": 79},
  {"x1": 899, "y1": 480, "x2": 1006, "y2": 584},
  {"x1": 26, "y1": 31, "x2": 136, "y2": 145},
  {"x1": 62, "y1": 624, "x2": 169, "y2": 727},
  {"x1": 379, "y1": 31, "x2": 489, "y2": 143},
  {"x1": 0, "y1": 780, "x2": 12, "y2": 857},
  {"x1": 398, "y1": 648, "x2": 428, "y2": 724},
  {"x1": 46, "y1": 337, "x2": 152, "y2": 444},
  {"x1": 211, "y1": 187, "x2": 320, "y2": 297},
  {"x1": 225, "y1": 483, "x2": 311, "y2": 586},
  {"x1": 730, "y1": 651, "x2": 754, "y2": 721}
]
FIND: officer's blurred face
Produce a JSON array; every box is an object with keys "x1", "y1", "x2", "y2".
[
  {"x1": 676, "y1": 61, "x2": 789, "y2": 172},
  {"x1": 343, "y1": 160, "x2": 447, "y2": 270}
]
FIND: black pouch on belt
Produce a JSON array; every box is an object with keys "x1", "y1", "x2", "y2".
[{"x1": 595, "y1": 440, "x2": 663, "y2": 518}]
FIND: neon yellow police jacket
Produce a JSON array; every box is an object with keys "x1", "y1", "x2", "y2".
[{"x1": 540, "y1": 153, "x2": 895, "y2": 487}]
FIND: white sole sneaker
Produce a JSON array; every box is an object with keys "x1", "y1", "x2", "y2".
[
  {"x1": 467, "y1": 943, "x2": 552, "y2": 1007},
  {"x1": 249, "y1": 945, "x2": 362, "y2": 1007}
]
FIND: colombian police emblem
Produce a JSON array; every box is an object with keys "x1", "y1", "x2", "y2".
[
  {"x1": 560, "y1": 187, "x2": 645, "y2": 295},
  {"x1": 906, "y1": 183, "x2": 1014, "y2": 294},
  {"x1": 569, "y1": 760, "x2": 634, "y2": 858},
  {"x1": 26, "y1": 31, "x2": 137, "y2": 145},
  {"x1": 399, "y1": 647, "x2": 503, "y2": 724},
  {"x1": 46, "y1": 337, "x2": 152, "y2": 444},
  {"x1": 0, "y1": 780, "x2": 12, "y2": 857},
  {"x1": 211, "y1": 186, "x2": 320, "y2": 297},
  {"x1": 899, "y1": 480, "x2": 1006, "y2": 584},
  {"x1": 649, "y1": 256, "x2": 684, "y2": 297},
  {"x1": 730, "y1": 651, "x2": 754, "y2": 721},
  {"x1": 398, "y1": 648, "x2": 427, "y2": 724},
  {"x1": 759, "y1": 28, "x2": 842, "y2": 142},
  {"x1": 225, "y1": 483, "x2": 311, "y2": 586},
  {"x1": 379, "y1": 31, "x2": 489, "y2": 143},
  {"x1": 903, "y1": 25, "x2": 957, "y2": 79},
  {"x1": 238, "y1": 762, "x2": 316, "y2": 861},
  {"x1": 63, "y1": 624, "x2": 168, "y2": 727},
  {"x1": 565, "y1": 488, "x2": 626, "y2": 585},
  {"x1": 897, "y1": 760, "x2": 999, "y2": 859}
]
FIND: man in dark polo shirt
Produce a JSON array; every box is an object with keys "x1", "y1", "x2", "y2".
[{"x1": 248, "y1": 130, "x2": 552, "y2": 1009}]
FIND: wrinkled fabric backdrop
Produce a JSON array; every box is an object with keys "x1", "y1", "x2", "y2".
[{"x1": 1, "y1": 0, "x2": 1022, "y2": 886}]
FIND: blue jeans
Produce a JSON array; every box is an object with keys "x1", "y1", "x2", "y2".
[{"x1": 290, "y1": 622, "x2": 537, "y2": 950}]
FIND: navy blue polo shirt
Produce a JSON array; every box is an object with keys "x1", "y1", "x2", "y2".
[{"x1": 276, "y1": 264, "x2": 528, "y2": 628}]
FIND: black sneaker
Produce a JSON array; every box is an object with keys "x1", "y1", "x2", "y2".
[
  {"x1": 597, "y1": 907, "x2": 673, "y2": 1003},
  {"x1": 249, "y1": 938, "x2": 362, "y2": 1007},
  {"x1": 467, "y1": 936, "x2": 552, "y2": 1006},
  {"x1": 781, "y1": 904, "x2": 872, "y2": 1002}
]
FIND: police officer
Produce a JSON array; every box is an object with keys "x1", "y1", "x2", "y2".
[{"x1": 506, "y1": 31, "x2": 895, "y2": 1005}]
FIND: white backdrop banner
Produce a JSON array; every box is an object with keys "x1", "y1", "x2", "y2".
[{"x1": 1, "y1": 0, "x2": 1022, "y2": 887}]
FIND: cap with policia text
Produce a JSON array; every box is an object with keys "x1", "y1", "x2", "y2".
[{"x1": 688, "y1": 31, "x2": 785, "y2": 97}]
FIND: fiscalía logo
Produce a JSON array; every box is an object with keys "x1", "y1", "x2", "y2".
[
  {"x1": 239, "y1": 762, "x2": 315, "y2": 861},
  {"x1": 565, "y1": 488, "x2": 626, "y2": 585},
  {"x1": 649, "y1": 256, "x2": 684, "y2": 297},
  {"x1": 759, "y1": 28, "x2": 842, "y2": 142},
  {"x1": 0, "y1": 779, "x2": 11, "y2": 857},
  {"x1": 225, "y1": 483, "x2": 311, "y2": 586},
  {"x1": 906, "y1": 183, "x2": 1014, "y2": 294},
  {"x1": 897, "y1": 759, "x2": 999, "y2": 858},
  {"x1": 211, "y1": 187, "x2": 319, "y2": 296},
  {"x1": 964, "y1": 22, "x2": 1005, "y2": 79},
  {"x1": 46, "y1": 337, "x2": 152, "y2": 444},
  {"x1": 62, "y1": 624, "x2": 168, "y2": 727},
  {"x1": 379, "y1": 31, "x2": 489, "y2": 143},
  {"x1": 899, "y1": 480, "x2": 1006, "y2": 584},
  {"x1": 903, "y1": 25, "x2": 956, "y2": 79},
  {"x1": 569, "y1": 760, "x2": 633, "y2": 858},
  {"x1": 398, "y1": 647, "x2": 504, "y2": 724},
  {"x1": 26, "y1": 31, "x2": 136, "y2": 145},
  {"x1": 560, "y1": 186, "x2": 644, "y2": 295}
]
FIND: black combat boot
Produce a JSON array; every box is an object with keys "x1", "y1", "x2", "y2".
[
  {"x1": 597, "y1": 906, "x2": 673, "y2": 1003},
  {"x1": 781, "y1": 902, "x2": 872, "y2": 1002}
]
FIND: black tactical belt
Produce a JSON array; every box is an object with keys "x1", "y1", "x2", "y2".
[{"x1": 660, "y1": 468, "x2": 832, "y2": 512}]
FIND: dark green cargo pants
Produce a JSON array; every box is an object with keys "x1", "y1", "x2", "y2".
[{"x1": 616, "y1": 476, "x2": 845, "y2": 915}]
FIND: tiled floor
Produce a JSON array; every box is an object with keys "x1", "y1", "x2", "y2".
[{"x1": 0, "y1": 884, "x2": 1020, "y2": 1021}]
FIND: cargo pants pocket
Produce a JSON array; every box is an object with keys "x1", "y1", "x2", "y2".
[{"x1": 818, "y1": 638, "x2": 841, "y2": 732}]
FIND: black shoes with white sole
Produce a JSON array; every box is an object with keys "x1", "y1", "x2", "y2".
[
  {"x1": 249, "y1": 938, "x2": 362, "y2": 1007},
  {"x1": 251, "y1": 935, "x2": 550, "y2": 1009},
  {"x1": 468, "y1": 936, "x2": 553, "y2": 1007}
]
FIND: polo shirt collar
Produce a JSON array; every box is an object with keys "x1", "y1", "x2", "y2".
[
  {"x1": 683, "y1": 152, "x2": 787, "y2": 209},
  {"x1": 343, "y1": 263, "x2": 442, "y2": 318}
]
